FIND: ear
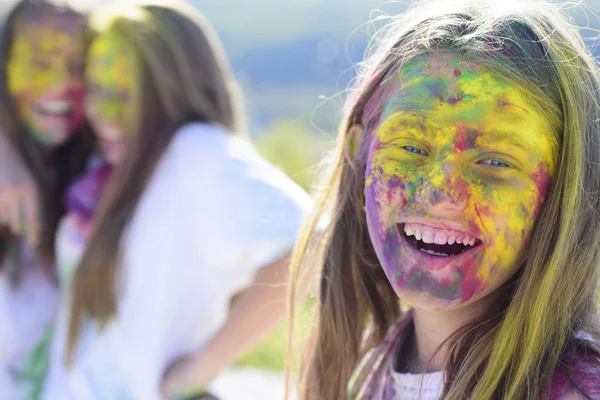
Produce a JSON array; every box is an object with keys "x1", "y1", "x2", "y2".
[{"x1": 344, "y1": 123, "x2": 365, "y2": 167}]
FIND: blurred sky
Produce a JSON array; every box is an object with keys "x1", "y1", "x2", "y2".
[{"x1": 2, "y1": 0, "x2": 599, "y2": 131}]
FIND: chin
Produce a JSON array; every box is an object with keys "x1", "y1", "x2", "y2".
[{"x1": 394, "y1": 288, "x2": 467, "y2": 311}]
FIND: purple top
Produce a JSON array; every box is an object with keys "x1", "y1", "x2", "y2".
[
  {"x1": 65, "y1": 157, "x2": 113, "y2": 221},
  {"x1": 349, "y1": 311, "x2": 600, "y2": 399}
]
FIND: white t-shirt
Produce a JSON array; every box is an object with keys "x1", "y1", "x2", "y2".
[
  {"x1": 390, "y1": 370, "x2": 443, "y2": 400},
  {"x1": 0, "y1": 242, "x2": 58, "y2": 400},
  {"x1": 41, "y1": 122, "x2": 313, "y2": 400}
]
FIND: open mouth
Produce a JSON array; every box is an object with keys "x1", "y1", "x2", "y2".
[
  {"x1": 35, "y1": 100, "x2": 74, "y2": 117},
  {"x1": 398, "y1": 223, "x2": 482, "y2": 257}
]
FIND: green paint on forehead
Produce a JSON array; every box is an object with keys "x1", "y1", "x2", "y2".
[{"x1": 381, "y1": 52, "x2": 515, "y2": 122}]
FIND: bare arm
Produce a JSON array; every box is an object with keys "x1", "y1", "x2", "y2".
[
  {"x1": 0, "y1": 131, "x2": 40, "y2": 246},
  {"x1": 161, "y1": 252, "x2": 291, "y2": 399}
]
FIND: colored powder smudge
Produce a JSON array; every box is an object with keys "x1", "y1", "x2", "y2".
[
  {"x1": 453, "y1": 69, "x2": 462, "y2": 77},
  {"x1": 454, "y1": 126, "x2": 480, "y2": 152},
  {"x1": 400, "y1": 267, "x2": 463, "y2": 301},
  {"x1": 446, "y1": 92, "x2": 464, "y2": 105},
  {"x1": 458, "y1": 69, "x2": 478, "y2": 81}
]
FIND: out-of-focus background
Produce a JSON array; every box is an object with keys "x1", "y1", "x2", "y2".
[{"x1": 2, "y1": 0, "x2": 597, "y2": 398}]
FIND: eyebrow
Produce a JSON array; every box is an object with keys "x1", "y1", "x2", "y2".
[
  {"x1": 380, "y1": 113, "x2": 536, "y2": 151},
  {"x1": 476, "y1": 131, "x2": 531, "y2": 151}
]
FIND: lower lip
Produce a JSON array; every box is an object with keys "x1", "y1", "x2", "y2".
[{"x1": 398, "y1": 230, "x2": 483, "y2": 272}]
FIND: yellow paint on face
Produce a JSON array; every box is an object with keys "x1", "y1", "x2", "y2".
[
  {"x1": 7, "y1": 9, "x2": 87, "y2": 145},
  {"x1": 364, "y1": 52, "x2": 558, "y2": 310},
  {"x1": 85, "y1": 30, "x2": 140, "y2": 165}
]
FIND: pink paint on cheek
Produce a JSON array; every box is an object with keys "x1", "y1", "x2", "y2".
[
  {"x1": 530, "y1": 162, "x2": 553, "y2": 213},
  {"x1": 531, "y1": 162, "x2": 551, "y2": 195},
  {"x1": 401, "y1": 193, "x2": 408, "y2": 208},
  {"x1": 387, "y1": 189, "x2": 393, "y2": 204},
  {"x1": 453, "y1": 69, "x2": 461, "y2": 77},
  {"x1": 461, "y1": 268, "x2": 484, "y2": 302}
]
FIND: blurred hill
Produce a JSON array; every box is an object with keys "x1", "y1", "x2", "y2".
[
  {"x1": 1, "y1": 0, "x2": 599, "y2": 134},
  {"x1": 192, "y1": 0, "x2": 600, "y2": 132}
]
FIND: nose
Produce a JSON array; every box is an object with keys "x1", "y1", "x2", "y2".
[{"x1": 415, "y1": 162, "x2": 468, "y2": 213}]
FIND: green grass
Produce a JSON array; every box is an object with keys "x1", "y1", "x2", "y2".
[{"x1": 234, "y1": 300, "x2": 315, "y2": 371}]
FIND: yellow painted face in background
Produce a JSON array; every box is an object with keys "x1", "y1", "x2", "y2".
[
  {"x1": 7, "y1": 8, "x2": 87, "y2": 145},
  {"x1": 85, "y1": 30, "x2": 140, "y2": 165},
  {"x1": 364, "y1": 52, "x2": 558, "y2": 311}
]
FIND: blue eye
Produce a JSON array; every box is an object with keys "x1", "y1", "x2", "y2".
[
  {"x1": 403, "y1": 145, "x2": 427, "y2": 156},
  {"x1": 480, "y1": 159, "x2": 510, "y2": 168}
]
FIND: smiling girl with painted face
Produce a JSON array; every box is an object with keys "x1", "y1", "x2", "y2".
[
  {"x1": 40, "y1": 1, "x2": 312, "y2": 399},
  {"x1": 288, "y1": 0, "x2": 600, "y2": 399},
  {"x1": 0, "y1": 0, "x2": 94, "y2": 398}
]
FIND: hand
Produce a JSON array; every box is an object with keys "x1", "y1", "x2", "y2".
[
  {"x1": 162, "y1": 354, "x2": 214, "y2": 400},
  {"x1": 0, "y1": 147, "x2": 40, "y2": 247}
]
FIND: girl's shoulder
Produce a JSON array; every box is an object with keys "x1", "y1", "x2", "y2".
[
  {"x1": 164, "y1": 121, "x2": 312, "y2": 208},
  {"x1": 165, "y1": 122, "x2": 264, "y2": 181},
  {"x1": 550, "y1": 354, "x2": 600, "y2": 399},
  {"x1": 168, "y1": 122, "x2": 246, "y2": 162},
  {"x1": 348, "y1": 312, "x2": 412, "y2": 399}
]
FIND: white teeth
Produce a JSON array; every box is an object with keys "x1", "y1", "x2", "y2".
[
  {"x1": 39, "y1": 100, "x2": 72, "y2": 114},
  {"x1": 420, "y1": 248, "x2": 449, "y2": 257},
  {"x1": 448, "y1": 233, "x2": 456, "y2": 245},
  {"x1": 422, "y1": 229, "x2": 434, "y2": 244},
  {"x1": 433, "y1": 231, "x2": 447, "y2": 245},
  {"x1": 402, "y1": 223, "x2": 478, "y2": 248}
]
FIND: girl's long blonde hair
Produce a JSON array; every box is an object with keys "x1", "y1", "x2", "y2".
[
  {"x1": 288, "y1": 0, "x2": 600, "y2": 398},
  {"x1": 66, "y1": 0, "x2": 243, "y2": 363}
]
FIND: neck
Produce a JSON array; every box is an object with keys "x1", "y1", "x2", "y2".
[{"x1": 402, "y1": 298, "x2": 489, "y2": 373}]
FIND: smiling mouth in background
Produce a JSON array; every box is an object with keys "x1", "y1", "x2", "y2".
[
  {"x1": 398, "y1": 223, "x2": 482, "y2": 257},
  {"x1": 34, "y1": 100, "x2": 74, "y2": 118}
]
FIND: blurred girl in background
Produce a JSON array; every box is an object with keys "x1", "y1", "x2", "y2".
[
  {"x1": 41, "y1": 1, "x2": 312, "y2": 399},
  {"x1": 0, "y1": 0, "x2": 94, "y2": 397}
]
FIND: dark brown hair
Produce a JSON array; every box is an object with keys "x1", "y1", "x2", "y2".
[{"x1": 0, "y1": 0, "x2": 95, "y2": 280}]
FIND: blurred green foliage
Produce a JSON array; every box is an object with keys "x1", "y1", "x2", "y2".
[
  {"x1": 253, "y1": 119, "x2": 333, "y2": 191},
  {"x1": 234, "y1": 119, "x2": 331, "y2": 371}
]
